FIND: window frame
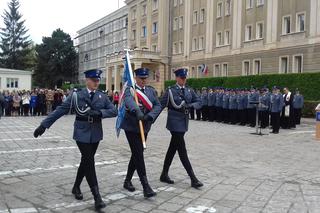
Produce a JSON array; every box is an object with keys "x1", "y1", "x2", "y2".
[
  {"x1": 216, "y1": 31, "x2": 223, "y2": 47},
  {"x1": 214, "y1": 64, "x2": 221, "y2": 77},
  {"x1": 224, "y1": 30, "x2": 230, "y2": 45},
  {"x1": 253, "y1": 58, "x2": 262, "y2": 75},
  {"x1": 296, "y1": 12, "x2": 306, "y2": 33},
  {"x1": 292, "y1": 54, "x2": 303, "y2": 73},
  {"x1": 282, "y1": 15, "x2": 292, "y2": 35},
  {"x1": 193, "y1": 10, "x2": 198, "y2": 25},
  {"x1": 242, "y1": 60, "x2": 251, "y2": 76},
  {"x1": 200, "y1": 8, "x2": 205, "y2": 23},
  {"x1": 245, "y1": 24, "x2": 253, "y2": 41},
  {"x1": 225, "y1": 0, "x2": 231, "y2": 16},
  {"x1": 279, "y1": 56, "x2": 290, "y2": 74},
  {"x1": 217, "y1": 1, "x2": 223, "y2": 18},
  {"x1": 256, "y1": 21, "x2": 264, "y2": 39}
]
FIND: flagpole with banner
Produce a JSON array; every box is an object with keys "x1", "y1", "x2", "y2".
[{"x1": 115, "y1": 49, "x2": 147, "y2": 149}]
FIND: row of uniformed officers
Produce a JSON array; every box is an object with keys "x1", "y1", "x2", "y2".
[
  {"x1": 33, "y1": 68, "x2": 203, "y2": 210},
  {"x1": 191, "y1": 86, "x2": 304, "y2": 133}
]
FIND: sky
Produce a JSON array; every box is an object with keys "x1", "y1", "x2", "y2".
[{"x1": 0, "y1": 0, "x2": 126, "y2": 44}]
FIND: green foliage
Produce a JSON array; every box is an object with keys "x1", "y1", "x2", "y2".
[
  {"x1": 0, "y1": 0, "x2": 32, "y2": 69},
  {"x1": 302, "y1": 101, "x2": 319, "y2": 118},
  {"x1": 34, "y1": 29, "x2": 78, "y2": 88},
  {"x1": 165, "y1": 73, "x2": 320, "y2": 101}
]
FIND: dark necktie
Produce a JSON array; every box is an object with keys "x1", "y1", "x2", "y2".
[
  {"x1": 90, "y1": 91, "x2": 95, "y2": 101},
  {"x1": 181, "y1": 87, "x2": 185, "y2": 99}
]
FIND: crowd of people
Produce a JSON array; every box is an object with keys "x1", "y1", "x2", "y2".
[
  {"x1": 189, "y1": 86, "x2": 304, "y2": 134},
  {"x1": 0, "y1": 89, "x2": 122, "y2": 117}
]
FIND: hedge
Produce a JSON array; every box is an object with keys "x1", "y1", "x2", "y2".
[{"x1": 165, "y1": 73, "x2": 320, "y2": 118}]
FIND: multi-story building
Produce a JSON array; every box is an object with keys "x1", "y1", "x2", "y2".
[
  {"x1": 106, "y1": 0, "x2": 170, "y2": 93},
  {"x1": 171, "y1": 0, "x2": 320, "y2": 79},
  {"x1": 76, "y1": 6, "x2": 128, "y2": 86},
  {"x1": 80, "y1": 0, "x2": 320, "y2": 94}
]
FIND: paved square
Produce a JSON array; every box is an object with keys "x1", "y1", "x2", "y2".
[{"x1": 0, "y1": 112, "x2": 318, "y2": 213}]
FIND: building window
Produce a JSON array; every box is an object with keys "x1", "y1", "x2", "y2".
[
  {"x1": 243, "y1": 61, "x2": 250, "y2": 75},
  {"x1": 174, "y1": 0, "x2": 178, "y2": 7},
  {"x1": 280, "y1": 56, "x2": 289, "y2": 74},
  {"x1": 222, "y1": 63, "x2": 228, "y2": 76},
  {"x1": 132, "y1": 29, "x2": 136, "y2": 40},
  {"x1": 225, "y1": 0, "x2": 231, "y2": 16},
  {"x1": 6, "y1": 78, "x2": 19, "y2": 88},
  {"x1": 256, "y1": 22, "x2": 263, "y2": 39},
  {"x1": 174, "y1": 17, "x2": 178, "y2": 30},
  {"x1": 216, "y1": 32, "x2": 222, "y2": 46},
  {"x1": 173, "y1": 42, "x2": 178, "y2": 54},
  {"x1": 142, "y1": 4, "x2": 147, "y2": 16},
  {"x1": 152, "y1": 0, "x2": 158, "y2": 10},
  {"x1": 224, "y1": 30, "x2": 230, "y2": 45},
  {"x1": 142, "y1": 26, "x2": 147, "y2": 38},
  {"x1": 193, "y1": 11, "x2": 198, "y2": 24},
  {"x1": 132, "y1": 9, "x2": 137, "y2": 20},
  {"x1": 214, "y1": 64, "x2": 221, "y2": 77},
  {"x1": 283, "y1": 16, "x2": 291, "y2": 34},
  {"x1": 297, "y1": 13, "x2": 305, "y2": 32},
  {"x1": 257, "y1": 0, "x2": 264, "y2": 7},
  {"x1": 179, "y1": 41, "x2": 183, "y2": 53},
  {"x1": 199, "y1": 36, "x2": 204, "y2": 50},
  {"x1": 152, "y1": 44, "x2": 157, "y2": 52},
  {"x1": 253, "y1": 59, "x2": 261, "y2": 75},
  {"x1": 246, "y1": 0, "x2": 253, "y2": 9},
  {"x1": 200, "y1": 8, "x2": 205, "y2": 23},
  {"x1": 217, "y1": 2, "x2": 223, "y2": 18},
  {"x1": 293, "y1": 55, "x2": 303, "y2": 73},
  {"x1": 192, "y1": 38, "x2": 198, "y2": 51},
  {"x1": 179, "y1": 16, "x2": 184, "y2": 29},
  {"x1": 152, "y1": 22, "x2": 158, "y2": 34},
  {"x1": 245, "y1": 25, "x2": 252, "y2": 41}
]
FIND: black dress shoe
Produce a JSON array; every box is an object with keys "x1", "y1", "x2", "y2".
[
  {"x1": 72, "y1": 186, "x2": 83, "y2": 200},
  {"x1": 191, "y1": 179, "x2": 204, "y2": 188},
  {"x1": 189, "y1": 171, "x2": 204, "y2": 189},
  {"x1": 91, "y1": 186, "x2": 106, "y2": 210},
  {"x1": 123, "y1": 180, "x2": 136, "y2": 192},
  {"x1": 160, "y1": 173, "x2": 174, "y2": 184},
  {"x1": 141, "y1": 176, "x2": 157, "y2": 198}
]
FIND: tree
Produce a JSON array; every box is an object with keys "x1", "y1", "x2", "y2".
[
  {"x1": 0, "y1": 0, "x2": 31, "y2": 69},
  {"x1": 34, "y1": 29, "x2": 78, "y2": 88}
]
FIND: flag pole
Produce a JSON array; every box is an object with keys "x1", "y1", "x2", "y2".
[{"x1": 125, "y1": 50, "x2": 147, "y2": 149}]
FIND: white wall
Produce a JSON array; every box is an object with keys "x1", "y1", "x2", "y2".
[{"x1": 0, "y1": 73, "x2": 32, "y2": 92}]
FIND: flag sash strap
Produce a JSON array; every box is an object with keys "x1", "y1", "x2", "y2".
[{"x1": 130, "y1": 87, "x2": 153, "y2": 111}]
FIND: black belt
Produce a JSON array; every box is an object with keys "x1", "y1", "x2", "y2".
[
  {"x1": 169, "y1": 107, "x2": 189, "y2": 115},
  {"x1": 76, "y1": 116, "x2": 101, "y2": 123}
]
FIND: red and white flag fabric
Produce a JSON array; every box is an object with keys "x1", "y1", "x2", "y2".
[{"x1": 130, "y1": 88, "x2": 153, "y2": 111}]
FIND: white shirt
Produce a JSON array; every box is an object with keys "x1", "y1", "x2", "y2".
[{"x1": 87, "y1": 88, "x2": 96, "y2": 97}]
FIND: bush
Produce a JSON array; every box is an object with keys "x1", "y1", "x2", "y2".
[
  {"x1": 303, "y1": 101, "x2": 319, "y2": 118},
  {"x1": 165, "y1": 73, "x2": 320, "y2": 101}
]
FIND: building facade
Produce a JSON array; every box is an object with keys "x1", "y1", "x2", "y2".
[
  {"x1": 76, "y1": 6, "x2": 128, "y2": 84},
  {"x1": 171, "y1": 0, "x2": 320, "y2": 80},
  {"x1": 106, "y1": 0, "x2": 169, "y2": 93},
  {"x1": 79, "y1": 0, "x2": 320, "y2": 94},
  {"x1": 0, "y1": 68, "x2": 32, "y2": 92}
]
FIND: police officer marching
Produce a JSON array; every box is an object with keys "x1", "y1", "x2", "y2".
[
  {"x1": 120, "y1": 68, "x2": 162, "y2": 198},
  {"x1": 33, "y1": 69, "x2": 118, "y2": 210},
  {"x1": 160, "y1": 68, "x2": 203, "y2": 189}
]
